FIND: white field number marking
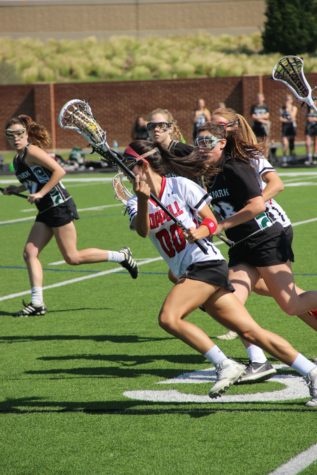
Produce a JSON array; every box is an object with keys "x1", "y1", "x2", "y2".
[{"x1": 124, "y1": 364, "x2": 310, "y2": 403}]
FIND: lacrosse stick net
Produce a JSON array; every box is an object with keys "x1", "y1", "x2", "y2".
[
  {"x1": 112, "y1": 172, "x2": 133, "y2": 207},
  {"x1": 272, "y1": 56, "x2": 317, "y2": 112}
]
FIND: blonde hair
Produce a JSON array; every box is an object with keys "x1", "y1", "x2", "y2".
[{"x1": 148, "y1": 108, "x2": 183, "y2": 141}]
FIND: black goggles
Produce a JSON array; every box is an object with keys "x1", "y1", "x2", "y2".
[{"x1": 146, "y1": 121, "x2": 172, "y2": 132}]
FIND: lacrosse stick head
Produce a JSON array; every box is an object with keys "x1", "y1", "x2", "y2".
[
  {"x1": 112, "y1": 171, "x2": 134, "y2": 207},
  {"x1": 272, "y1": 56, "x2": 315, "y2": 106},
  {"x1": 58, "y1": 99, "x2": 107, "y2": 147}
]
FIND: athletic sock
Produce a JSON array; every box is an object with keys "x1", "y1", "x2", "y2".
[
  {"x1": 204, "y1": 346, "x2": 227, "y2": 366},
  {"x1": 291, "y1": 353, "x2": 315, "y2": 377},
  {"x1": 31, "y1": 287, "x2": 44, "y2": 307},
  {"x1": 107, "y1": 251, "x2": 125, "y2": 263},
  {"x1": 247, "y1": 345, "x2": 267, "y2": 364}
]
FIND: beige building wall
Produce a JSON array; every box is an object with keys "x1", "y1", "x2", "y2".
[{"x1": 0, "y1": 0, "x2": 266, "y2": 39}]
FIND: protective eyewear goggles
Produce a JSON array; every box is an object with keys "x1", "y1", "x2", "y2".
[
  {"x1": 5, "y1": 128, "x2": 26, "y2": 138},
  {"x1": 146, "y1": 121, "x2": 172, "y2": 132},
  {"x1": 195, "y1": 135, "x2": 221, "y2": 149}
]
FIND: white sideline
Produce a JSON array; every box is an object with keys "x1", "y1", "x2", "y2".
[
  {"x1": 0, "y1": 257, "x2": 161, "y2": 302},
  {"x1": 268, "y1": 443, "x2": 317, "y2": 475}
]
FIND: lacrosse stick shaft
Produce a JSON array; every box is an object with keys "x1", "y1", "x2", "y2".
[
  {"x1": 0, "y1": 187, "x2": 27, "y2": 199},
  {"x1": 95, "y1": 145, "x2": 209, "y2": 254},
  {"x1": 217, "y1": 233, "x2": 234, "y2": 247}
]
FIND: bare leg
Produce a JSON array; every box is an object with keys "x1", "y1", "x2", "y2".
[
  {"x1": 24, "y1": 221, "x2": 54, "y2": 287},
  {"x1": 258, "y1": 261, "x2": 317, "y2": 316},
  {"x1": 53, "y1": 222, "x2": 111, "y2": 264}
]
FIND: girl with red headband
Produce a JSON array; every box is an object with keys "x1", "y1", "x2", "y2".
[{"x1": 122, "y1": 140, "x2": 317, "y2": 405}]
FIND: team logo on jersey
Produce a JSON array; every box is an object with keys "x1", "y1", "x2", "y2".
[
  {"x1": 149, "y1": 201, "x2": 184, "y2": 229},
  {"x1": 31, "y1": 166, "x2": 50, "y2": 183}
]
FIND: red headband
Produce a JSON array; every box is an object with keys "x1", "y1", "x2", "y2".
[{"x1": 124, "y1": 145, "x2": 140, "y2": 159}]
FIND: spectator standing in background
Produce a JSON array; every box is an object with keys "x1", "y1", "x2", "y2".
[
  {"x1": 279, "y1": 94, "x2": 297, "y2": 166},
  {"x1": 192, "y1": 98, "x2": 211, "y2": 142},
  {"x1": 250, "y1": 92, "x2": 270, "y2": 157},
  {"x1": 131, "y1": 116, "x2": 149, "y2": 140},
  {"x1": 304, "y1": 101, "x2": 317, "y2": 165}
]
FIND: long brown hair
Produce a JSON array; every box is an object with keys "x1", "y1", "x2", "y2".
[
  {"x1": 124, "y1": 138, "x2": 218, "y2": 181},
  {"x1": 5, "y1": 115, "x2": 50, "y2": 148},
  {"x1": 211, "y1": 107, "x2": 259, "y2": 146}
]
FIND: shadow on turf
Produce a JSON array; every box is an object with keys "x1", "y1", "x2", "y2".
[
  {"x1": 0, "y1": 334, "x2": 172, "y2": 344},
  {"x1": 0, "y1": 397, "x2": 313, "y2": 415},
  {"x1": 0, "y1": 307, "x2": 114, "y2": 317}
]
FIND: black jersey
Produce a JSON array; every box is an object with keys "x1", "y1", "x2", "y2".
[
  {"x1": 13, "y1": 146, "x2": 71, "y2": 214},
  {"x1": 206, "y1": 155, "x2": 276, "y2": 243}
]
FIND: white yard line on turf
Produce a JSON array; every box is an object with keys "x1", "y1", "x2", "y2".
[
  {"x1": 268, "y1": 443, "x2": 317, "y2": 475},
  {"x1": 21, "y1": 203, "x2": 122, "y2": 213},
  {"x1": 0, "y1": 203, "x2": 122, "y2": 224},
  {"x1": 0, "y1": 257, "x2": 162, "y2": 302}
]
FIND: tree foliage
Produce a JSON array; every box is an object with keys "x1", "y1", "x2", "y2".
[{"x1": 262, "y1": 0, "x2": 317, "y2": 54}]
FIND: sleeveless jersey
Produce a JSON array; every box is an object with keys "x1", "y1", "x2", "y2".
[
  {"x1": 206, "y1": 155, "x2": 276, "y2": 243},
  {"x1": 252, "y1": 156, "x2": 291, "y2": 228},
  {"x1": 13, "y1": 146, "x2": 71, "y2": 214},
  {"x1": 126, "y1": 176, "x2": 224, "y2": 278}
]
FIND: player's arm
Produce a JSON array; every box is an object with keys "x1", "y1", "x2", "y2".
[
  {"x1": 186, "y1": 204, "x2": 218, "y2": 242},
  {"x1": 218, "y1": 196, "x2": 265, "y2": 233},
  {"x1": 261, "y1": 170, "x2": 284, "y2": 201},
  {"x1": 26, "y1": 144, "x2": 66, "y2": 202}
]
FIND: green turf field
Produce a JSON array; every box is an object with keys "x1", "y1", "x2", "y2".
[{"x1": 0, "y1": 169, "x2": 317, "y2": 475}]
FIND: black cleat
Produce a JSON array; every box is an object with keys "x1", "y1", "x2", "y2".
[
  {"x1": 14, "y1": 300, "x2": 47, "y2": 317},
  {"x1": 119, "y1": 247, "x2": 138, "y2": 279}
]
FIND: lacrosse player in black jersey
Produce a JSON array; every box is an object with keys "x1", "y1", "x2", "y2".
[
  {"x1": 147, "y1": 108, "x2": 193, "y2": 159},
  {"x1": 3, "y1": 115, "x2": 138, "y2": 317},
  {"x1": 203, "y1": 109, "x2": 317, "y2": 384}
]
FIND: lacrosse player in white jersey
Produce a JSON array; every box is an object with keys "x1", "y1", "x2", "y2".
[
  {"x1": 122, "y1": 140, "x2": 317, "y2": 405},
  {"x1": 208, "y1": 108, "x2": 317, "y2": 384}
]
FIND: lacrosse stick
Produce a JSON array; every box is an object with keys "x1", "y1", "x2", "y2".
[
  {"x1": 0, "y1": 186, "x2": 27, "y2": 199},
  {"x1": 58, "y1": 99, "x2": 208, "y2": 254},
  {"x1": 112, "y1": 172, "x2": 133, "y2": 207},
  {"x1": 113, "y1": 170, "x2": 234, "y2": 247},
  {"x1": 272, "y1": 56, "x2": 317, "y2": 112}
]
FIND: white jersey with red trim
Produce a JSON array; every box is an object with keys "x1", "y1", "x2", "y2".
[
  {"x1": 126, "y1": 176, "x2": 225, "y2": 278},
  {"x1": 252, "y1": 156, "x2": 291, "y2": 228}
]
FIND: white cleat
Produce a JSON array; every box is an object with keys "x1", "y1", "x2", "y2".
[
  {"x1": 215, "y1": 330, "x2": 239, "y2": 341},
  {"x1": 209, "y1": 359, "x2": 245, "y2": 398},
  {"x1": 305, "y1": 366, "x2": 317, "y2": 407}
]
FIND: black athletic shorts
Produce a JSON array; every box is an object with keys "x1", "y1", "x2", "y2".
[
  {"x1": 180, "y1": 260, "x2": 234, "y2": 292},
  {"x1": 305, "y1": 123, "x2": 317, "y2": 137},
  {"x1": 282, "y1": 123, "x2": 296, "y2": 137},
  {"x1": 228, "y1": 224, "x2": 294, "y2": 268},
  {"x1": 36, "y1": 198, "x2": 79, "y2": 227}
]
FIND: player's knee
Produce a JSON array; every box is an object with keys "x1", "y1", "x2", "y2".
[
  {"x1": 23, "y1": 245, "x2": 37, "y2": 262},
  {"x1": 64, "y1": 254, "x2": 80, "y2": 265},
  {"x1": 159, "y1": 310, "x2": 177, "y2": 332},
  {"x1": 278, "y1": 301, "x2": 297, "y2": 316}
]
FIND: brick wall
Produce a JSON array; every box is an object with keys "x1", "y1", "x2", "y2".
[{"x1": 1, "y1": 74, "x2": 316, "y2": 150}]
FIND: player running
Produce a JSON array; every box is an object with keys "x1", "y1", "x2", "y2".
[{"x1": 3, "y1": 115, "x2": 138, "y2": 317}]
